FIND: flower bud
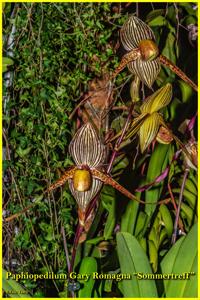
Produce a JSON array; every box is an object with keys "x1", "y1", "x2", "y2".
[
  {"x1": 73, "y1": 169, "x2": 92, "y2": 192},
  {"x1": 156, "y1": 126, "x2": 173, "y2": 144},
  {"x1": 138, "y1": 39, "x2": 159, "y2": 61},
  {"x1": 184, "y1": 141, "x2": 197, "y2": 170}
]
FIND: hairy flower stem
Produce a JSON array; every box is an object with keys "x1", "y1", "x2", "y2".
[
  {"x1": 70, "y1": 223, "x2": 84, "y2": 273},
  {"x1": 85, "y1": 104, "x2": 135, "y2": 218},
  {"x1": 61, "y1": 226, "x2": 71, "y2": 273},
  {"x1": 171, "y1": 168, "x2": 189, "y2": 244},
  {"x1": 61, "y1": 226, "x2": 75, "y2": 298}
]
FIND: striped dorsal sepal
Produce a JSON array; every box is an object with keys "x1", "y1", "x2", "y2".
[
  {"x1": 114, "y1": 15, "x2": 197, "y2": 91},
  {"x1": 69, "y1": 123, "x2": 106, "y2": 169}
]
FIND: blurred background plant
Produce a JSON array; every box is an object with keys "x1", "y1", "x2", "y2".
[{"x1": 3, "y1": 2, "x2": 197, "y2": 298}]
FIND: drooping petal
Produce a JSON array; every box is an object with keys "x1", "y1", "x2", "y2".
[
  {"x1": 69, "y1": 177, "x2": 102, "y2": 211},
  {"x1": 91, "y1": 168, "x2": 145, "y2": 203},
  {"x1": 140, "y1": 83, "x2": 172, "y2": 113},
  {"x1": 127, "y1": 58, "x2": 161, "y2": 88},
  {"x1": 47, "y1": 166, "x2": 76, "y2": 192},
  {"x1": 159, "y1": 54, "x2": 198, "y2": 92},
  {"x1": 120, "y1": 15, "x2": 156, "y2": 51},
  {"x1": 139, "y1": 112, "x2": 162, "y2": 153},
  {"x1": 69, "y1": 123, "x2": 106, "y2": 168}
]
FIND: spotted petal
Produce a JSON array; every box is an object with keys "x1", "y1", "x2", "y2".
[
  {"x1": 140, "y1": 83, "x2": 172, "y2": 113},
  {"x1": 127, "y1": 58, "x2": 161, "y2": 88},
  {"x1": 69, "y1": 123, "x2": 106, "y2": 168},
  {"x1": 139, "y1": 112, "x2": 162, "y2": 153},
  {"x1": 120, "y1": 15, "x2": 156, "y2": 51}
]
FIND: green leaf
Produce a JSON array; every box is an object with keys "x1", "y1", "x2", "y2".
[
  {"x1": 148, "y1": 240, "x2": 158, "y2": 272},
  {"x1": 86, "y1": 236, "x2": 104, "y2": 245},
  {"x1": 178, "y1": 3, "x2": 197, "y2": 17},
  {"x1": 16, "y1": 146, "x2": 32, "y2": 158},
  {"x1": 145, "y1": 144, "x2": 170, "y2": 216},
  {"x1": 178, "y1": 80, "x2": 193, "y2": 103},
  {"x1": 184, "y1": 177, "x2": 197, "y2": 196},
  {"x1": 3, "y1": 269, "x2": 32, "y2": 298},
  {"x1": 148, "y1": 16, "x2": 167, "y2": 27},
  {"x1": 112, "y1": 154, "x2": 129, "y2": 174},
  {"x1": 161, "y1": 223, "x2": 197, "y2": 297},
  {"x1": 159, "y1": 204, "x2": 173, "y2": 237},
  {"x1": 78, "y1": 257, "x2": 97, "y2": 298},
  {"x1": 184, "y1": 15, "x2": 197, "y2": 26},
  {"x1": 161, "y1": 28, "x2": 177, "y2": 77},
  {"x1": 134, "y1": 211, "x2": 148, "y2": 238},
  {"x1": 3, "y1": 56, "x2": 14, "y2": 73},
  {"x1": 146, "y1": 9, "x2": 165, "y2": 23},
  {"x1": 121, "y1": 197, "x2": 139, "y2": 234},
  {"x1": 102, "y1": 186, "x2": 116, "y2": 240},
  {"x1": 181, "y1": 203, "x2": 196, "y2": 226},
  {"x1": 116, "y1": 232, "x2": 158, "y2": 297}
]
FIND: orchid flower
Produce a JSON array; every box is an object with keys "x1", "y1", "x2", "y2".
[
  {"x1": 48, "y1": 123, "x2": 144, "y2": 226},
  {"x1": 117, "y1": 82, "x2": 193, "y2": 161},
  {"x1": 113, "y1": 16, "x2": 197, "y2": 91},
  {"x1": 118, "y1": 83, "x2": 172, "y2": 153}
]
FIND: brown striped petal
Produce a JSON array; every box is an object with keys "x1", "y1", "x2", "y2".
[
  {"x1": 120, "y1": 16, "x2": 156, "y2": 51},
  {"x1": 139, "y1": 112, "x2": 162, "y2": 153},
  {"x1": 127, "y1": 58, "x2": 161, "y2": 88},
  {"x1": 69, "y1": 123, "x2": 106, "y2": 168},
  {"x1": 140, "y1": 83, "x2": 172, "y2": 113},
  {"x1": 69, "y1": 177, "x2": 102, "y2": 211}
]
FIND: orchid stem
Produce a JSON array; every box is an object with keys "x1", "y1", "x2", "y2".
[
  {"x1": 61, "y1": 226, "x2": 71, "y2": 273},
  {"x1": 67, "y1": 222, "x2": 84, "y2": 297},
  {"x1": 70, "y1": 223, "x2": 84, "y2": 273},
  {"x1": 61, "y1": 226, "x2": 74, "y2": 298},
  {"x1": 167, "y1": 183, "x2": 177, "y2": 212},
  {"x1": 171, "y1": 168, "x2": 189, "y2": 244}
]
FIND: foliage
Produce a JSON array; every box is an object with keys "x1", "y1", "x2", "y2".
[
  {"x1": 116, "y1": 232, "x2": 158, "y2": 297},
  {"x1": 161, "y1": 223, "x2": 197, "y2": 297},
  {"x1": 3, "y1": 57, "x2": 14, "y2": 73},
  {"x1": 3, "y1": 2, "x2": 197, "y2": 298},
  {"x1": 2, "y1": 269, "x2": 32, "y2": 298}
]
